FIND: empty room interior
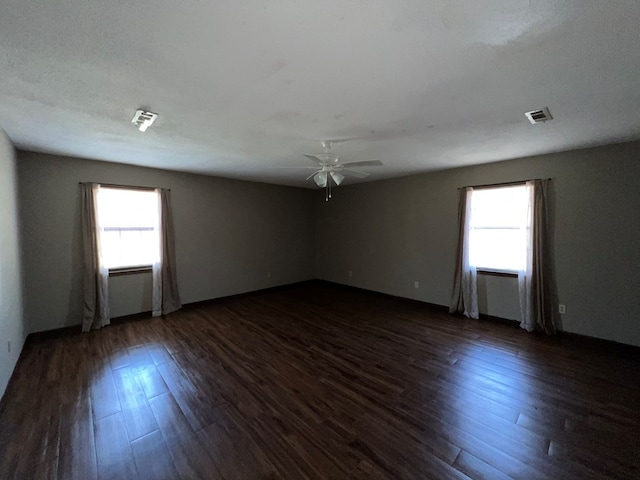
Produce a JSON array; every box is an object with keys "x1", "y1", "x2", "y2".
[{"x1": 1, "y1": 1, "x2": 639, "y2": 479}]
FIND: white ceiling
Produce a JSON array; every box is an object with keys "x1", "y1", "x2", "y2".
[{"x1": 1, "y1": 1, "x2": 640, "y2": 188}]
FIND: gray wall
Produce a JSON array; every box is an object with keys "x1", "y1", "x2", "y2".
[
  {"x1": 0, "y1": 130, "x2": 26, "y2": 398},
  {"x1": 18, "y1": 152, "x2": 315, "y2": 333},
  {"x1": 11, "y1": 141, "x2": 640, "y2": 350},
  {"x1": 315, "y1": 141, "x2": 640, "y2": 347}
]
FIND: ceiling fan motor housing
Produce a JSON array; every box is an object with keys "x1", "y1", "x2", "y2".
[{"x1": 317, "y1": 153, "x2": 339, "y2": 165}]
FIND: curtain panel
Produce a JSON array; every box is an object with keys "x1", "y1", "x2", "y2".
[
  {"x1": 81, "y1": 183, "x2": 110, "y2": 332},
  {"x1": 152, "y1": 188, "x2": 182, "y2": 316},
  {"x1": 519, "y1": 179, "x2": 559, "y2": 334},
  {"x1": 449, "y1": 187, "x2": 479, "y2": 319}
]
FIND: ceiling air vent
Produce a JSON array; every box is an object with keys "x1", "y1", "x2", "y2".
[
  {"x1": 131, "y1": 109, "x2": 158, "y2": 132},
  {"x1": 525, "y1": 107, "x2": 552, "y2": 124}
]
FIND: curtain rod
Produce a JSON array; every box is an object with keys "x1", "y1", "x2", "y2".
[
  {"x1": 458, "y1": 178, "x2": 552, "y2": 190},
  {"x1": 78, "y1": 182, "x2": 170, "y2": 191}
]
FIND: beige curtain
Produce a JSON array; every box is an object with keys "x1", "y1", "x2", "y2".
[
  {"x1": 152, "y1": 188, "x2": 181, "y2": 316},
  {"x1": 81, "y1": 183, "x2": 110, "y2": 331},
  {"x1": 449, "y1": 187, "x2": 479, "y2": 318},
  {"x1": 519, "y1": 179, "x2": 559, "y2": 334}
]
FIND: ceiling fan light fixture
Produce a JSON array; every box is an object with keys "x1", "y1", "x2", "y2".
[
  {"x1": 314, "y1": 171, "x2": 327, "y2": 187},
  {"x1": 330, "y1": 171, "x2": 344, "y2": 185}
]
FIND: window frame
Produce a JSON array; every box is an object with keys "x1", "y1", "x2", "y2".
[
  {"x1": 108, "y1": 265, "x2": 153, "y2": 277},
  {"x1": 94, "y1": 184, "x2": 161, "y2": 275},
  {"x1": 467, "y1": 183, "x2": 530, "y2": 275},
  {"x1": 476, "y1": 268, "x2": 518, "y2": 278}
]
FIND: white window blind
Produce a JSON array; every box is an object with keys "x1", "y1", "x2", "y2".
[
  {"x1": 96, "y1": 188, "x2": 160, "y2": 269},
  {"x1": 468, "y1": 185, "x2": 530, "y2": 272}
]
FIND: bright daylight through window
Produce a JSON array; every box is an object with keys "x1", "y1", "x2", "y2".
[
  {"x1": 96, "y1": 188, "x2": 160, "y2": 270},
  {"x1": 468, "y1": 185, "x2": 530, "y2": 272}
]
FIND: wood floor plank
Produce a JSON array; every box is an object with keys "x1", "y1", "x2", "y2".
[
  {"x1": 130, "y1": 429, "x2": 179, "y2": 480},
  {"x1": 15, "y1": 411, "x2": 61, "y2": 480},
  {"x1": 453, "y1": 450, "x2": 513, "y2": 480},
  {"x1": 57, "y1": 377, "x2": 98, "y2": 480},
  {"x1": 196, "y1": 405, "x2": 278, "y2": 480},
  {"x1": 94, "y1": 412, "x2": 138, "y2": 480},
  {"x1": 351, "y1": 413, "x2": 466, "y2": 480},
  {"x1": 156, "y1": 360, "x2": 223, "y2": 431},
  {"x1": 145, "y1": 343, "x2": 173, "y2": 366},
  {"x1": 2, "y1": 282, "x2": 639, "y2": 479},
  {"x1": 348, "y1": 460, "x2": 395, "y2": 480},
  {"x1": 90, "y1": 364, "x2": 121, "y2": 421},
  {"x1": 148, "y1": 392, "x2": 224, "y2": 479},
  {"x1": 111, "y1": 366, "x2": 159, "y2": 441},
  {"x1": 126, "y1": 345, "x2": 154, "y2": 367},
  {"x1": 134, "y1": 363, "x2": 169, "y2": 399}
]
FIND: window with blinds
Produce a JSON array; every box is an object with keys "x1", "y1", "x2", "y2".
[
  {"x1": 468, "y1": 185, "x2": 530, "y2": 272},
  {"x1": 96, "y1": 187, "x2": 160, "y2": 269}
]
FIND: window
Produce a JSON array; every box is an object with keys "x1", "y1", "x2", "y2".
[
  {"x1": 468, "y1": 185, "x2": 530, "y2": 272},
  {"x1": 96, "y1": 187, "x2": 160, "y2": 270}
]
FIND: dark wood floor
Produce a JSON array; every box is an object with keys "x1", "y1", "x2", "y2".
[{"x1": 1, "y1": 282, "x2": 639, "y2": 479}]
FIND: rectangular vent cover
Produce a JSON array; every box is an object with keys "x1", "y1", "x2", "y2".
[
  {"x1": 131, "y1": 110, "x2": 158, "y2": 132},
  {"x1": 525, "y1": 107, "x2": 552, "y2": 124}
]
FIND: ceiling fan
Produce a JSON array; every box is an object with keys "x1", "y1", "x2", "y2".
[{"x1": 293, "y1": 140, "x2": 383, "y2": 201}]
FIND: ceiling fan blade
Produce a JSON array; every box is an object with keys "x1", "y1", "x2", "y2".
[
  {"x1": 330, "y1": 171, "x2": 345, "y2": 186},
  {"x1": 323, "y1": 138, "x2": 356, "y2": 144},
  {"x1": 272, "y1": 166, "x2": 319, "y2": 169},
  {"x1": 341, "y1": 169, "x2": 370, "y2": 179},
  {"x1": 314, "y1": 171, "x2": 327, "y2": 187},
  {"x1": 303, "y1": 154, "x2": 323, "y2": 165},
  {"x1": 306, "y1": 171, "x2": 319, "y2": 181},
  {"x1": 340, "y1": 160, "x2": 383, "y2": 168}
]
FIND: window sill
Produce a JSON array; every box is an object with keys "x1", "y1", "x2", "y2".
[
  {"x1": 109, "y1": 266, "x2": 152, "y2": 277},
  {"x1": 477, "y1": 269, "x2": 518, "y2": 278}
]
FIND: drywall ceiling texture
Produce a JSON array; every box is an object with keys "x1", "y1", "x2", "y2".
[
  {"x1": 0, "y1": 129, "x2": 26, "y2": 398},
  {"x1": 314, "y1": 141, "x2": 640, "y2": 347},
  {"x1": 17, "y1": 152, "x2": 315, "y2": 333},
  {"x1": 2, "y1": 1, "x2": 640, "y2": 187}
]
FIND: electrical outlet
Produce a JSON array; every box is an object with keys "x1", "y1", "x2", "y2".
[
  {"x1": 414, "y1": 281, "x2": 419, "y2": 289},
  {"x1": 7, "y1": 341, "x2": 11, "y2": 353},
  {"x1": 559, "y1": 304, "x2": 566, "y2": 314},
  {"x1": 348, "y1": 270, "x2": 353, "y2": 278},
  {"x1": 267, "y1": 272, "x2": 271, "y2": 279}
]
